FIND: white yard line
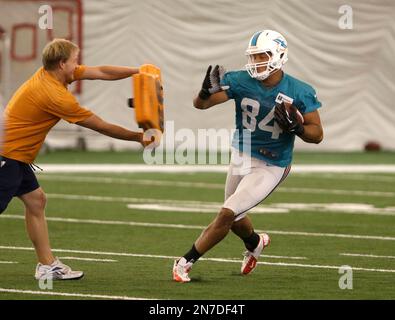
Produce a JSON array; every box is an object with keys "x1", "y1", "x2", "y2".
[
  {"x1": 269, "y1": 203, "x2": 395, "y2": 216},
  {"x1": 39, "y1": 175, "x2": 224, "y2": 189},
  {"x1": 296, "y1": 173, "x2": 395, "y2": 183},
  {"x1": 280, "y1": 187, "x2": 395, "y2": 198},
  {"x1": 291, "y1": 165, "x2": 395, "y2": 173},
  {"x1": 0, "y1": 261, "x2": 18, "y2": 264},
  {"x1": 264, "y1": 229, "x2": 395, "y2": 241},
  {"x1": 51, "y1": 191, "x2": 395, "y2": 215},
  {"x1": 125, "y1": 203, "x2": 395, "y2": 216},
  {"x1": 340, "y1": 253, "x2": 395, "y2": 260},
  {"x1": 37, "y1": 176, "x2": 395, "y2": 198},
  {"x1": 36, "y1": 164, "x2": 395, "y2": 173},
  {"x1": 0, "y1": 245, "x2": 306, "y2": 261},
  {"x1": 0, "y1": 288, "x2": 155, "y2": 300},
  {"x1": 6, "y1": 189, "x2": 393, "y2": 219},
  {"x1": 58, "y1": 257, "x2": 117, "y2": 262},
  {"x1": 46, "y1": 193, "x2": 208, "y2": 205},
  {"x1": 0, "y1": 246, "x2": 394, "y2": 274},
  {"x1": 42, "y1": 193, "x2": 395, "y2": 214},
  {"x1": 1, "y1": 214, "x2": 395, "y2": 241},
  {"x1": 39, "y1": 174, "x2": 395, "y2": 198},
  {"x1": 256, "y1": 262, "x2": 395, "y2": 273},
  {"x1": 37, "y1": 164, "x2": 230, "y2": 173},
  {"x1": 126, "y1": 203, "x2": 288, "y2": 214}
]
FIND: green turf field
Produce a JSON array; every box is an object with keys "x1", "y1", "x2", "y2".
[{"x1": 1, "y1": 151, "x2": 395, "y2": 300}]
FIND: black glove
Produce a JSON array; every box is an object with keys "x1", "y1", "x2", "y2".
[
  {"x1": 198, "y1": 65, "x2": 227, "y2": 100},
  {"x1": 274, "y1": 102, "x2": 305, "y2": 136}
]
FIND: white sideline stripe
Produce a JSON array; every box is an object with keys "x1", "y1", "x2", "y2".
[
  {"x1": 2, "y1": 214, "x2": 395, "y2": 242},
  {"x1": 340, "y1": 253, "x2": 395, "y2": 260},
  {"x1": 36, "y1": 164, "x2": 395, "y2": 173},
  {"x1": 0, "y1": 288, "x2": 155, "y2": 300},
  {"x1": 58, "y1": 257, "x2": 117, "y2": 262},
  {"x1": 0, "y1": 245, "x2": 307, "y2": 261},
  {"x1": 0, "y1": 246, "x2": 394, "y2": 274},
  {"x1": 38, "y1": 175, "x2": 395, "y2": 198},
  {"x1": 0, "y1": 261, "x2": 18, "y2": 264}
]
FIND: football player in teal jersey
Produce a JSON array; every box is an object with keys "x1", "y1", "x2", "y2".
[{"x1": 173, "y1": 30, "x2": 323, "y2": 282}]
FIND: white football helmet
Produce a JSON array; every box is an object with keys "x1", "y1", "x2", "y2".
[{"x1": 245, "y1": 30, "x2": 288, "y2": 80}]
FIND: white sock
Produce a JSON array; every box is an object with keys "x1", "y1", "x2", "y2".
[{"x1": 177, "y1": 257, "x2": 188, "y2": 266}]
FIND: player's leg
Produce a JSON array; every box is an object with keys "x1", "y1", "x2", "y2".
[
  {"x1": 224, "y1": 163, "x2": 291, "y2": 274},
  {"x1": 225, "y1": 165, "x2": 261, "y2": 253},
  {"x1": 194, "y1": 207, "x2": 235, "y2": 254},
  {"x1": 192, "y1": 159, "x2": 244, "y2": 254},
  {"x1": 231, "y1": 216, "x2": 257, "y2": 250},
  {"x1": 173, "y1": 162, "x2": 242, "y2": 282},
  {"x1": 17, "y1": 163, "x2": 83, "y2": 280},
  {"x1": 18, "y1": 187, "x2": 54, "y2": 265},
  {"x1": 173, "y1": 207, "x2": 236, "y2": 283},
  {"x1": 225, "y1": 158, "x2": 266, "y2": 254}
]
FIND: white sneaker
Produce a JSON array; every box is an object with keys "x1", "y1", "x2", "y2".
[
  {"x1": 172, "y1": 258, "x2": 193, "y2": 283},
  {"x1": 35, "y1": 258, "x2": 84, "y2": 280},
  {"x1": 241, "y1": 233, "x2": 270, "y2": 275}
]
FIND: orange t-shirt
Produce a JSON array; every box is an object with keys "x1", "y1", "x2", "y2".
[{"x1": 1, "y1": 65, "x2": 93, "y2": 164}]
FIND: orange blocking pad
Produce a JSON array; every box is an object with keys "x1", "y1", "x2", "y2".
[{"x1": 132, "y1": 64, "x2": 164, "y2": 132}]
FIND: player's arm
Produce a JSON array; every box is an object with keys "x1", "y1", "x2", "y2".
[
  {"x1": 298, "y1": 110, "x2": 323, "y2": 144},
  {"x1": 193, "y1": 65, "x2": 230, "y2": 110},
  {"x1": 78, "y1": 66, "x2": 139, "y2": 80},
  {"x1": 274, "y1": 103, "x2": 323, "y2": 144},
  {"x1": 193, "y1": 91, "x2": 229, "y2": 109},
  {"x1": 76, "y1": 114, "x2": 150, "y2": 146}
]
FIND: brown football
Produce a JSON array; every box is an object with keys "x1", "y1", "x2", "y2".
[
  {"x1": 284, "y1": 103, "x2": 304, "y2": 124},
  {"x1": 364, "y1": 141, "x2": 381, "y2": 151}
]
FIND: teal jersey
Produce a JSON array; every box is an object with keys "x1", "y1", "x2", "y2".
[{"x1": 221, "y1": 70, "x2": 322, "y2": 167}]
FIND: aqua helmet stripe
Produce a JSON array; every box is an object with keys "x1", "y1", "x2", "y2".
[{"x1": 250, "y1": 31, "x2": 262, "y2": 46}]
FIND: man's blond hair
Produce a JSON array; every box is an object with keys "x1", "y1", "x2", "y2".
[{"x1": 42, "y1": 38, "x2": 79, "y2": 70}]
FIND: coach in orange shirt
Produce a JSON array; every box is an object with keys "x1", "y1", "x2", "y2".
[{"x1": 0, "y1": 38, "x2": 148, "y2": 280}]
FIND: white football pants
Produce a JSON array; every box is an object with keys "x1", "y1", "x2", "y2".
[{"x1": 223, "y1": 149, "x2": 291, "y2": 221}]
